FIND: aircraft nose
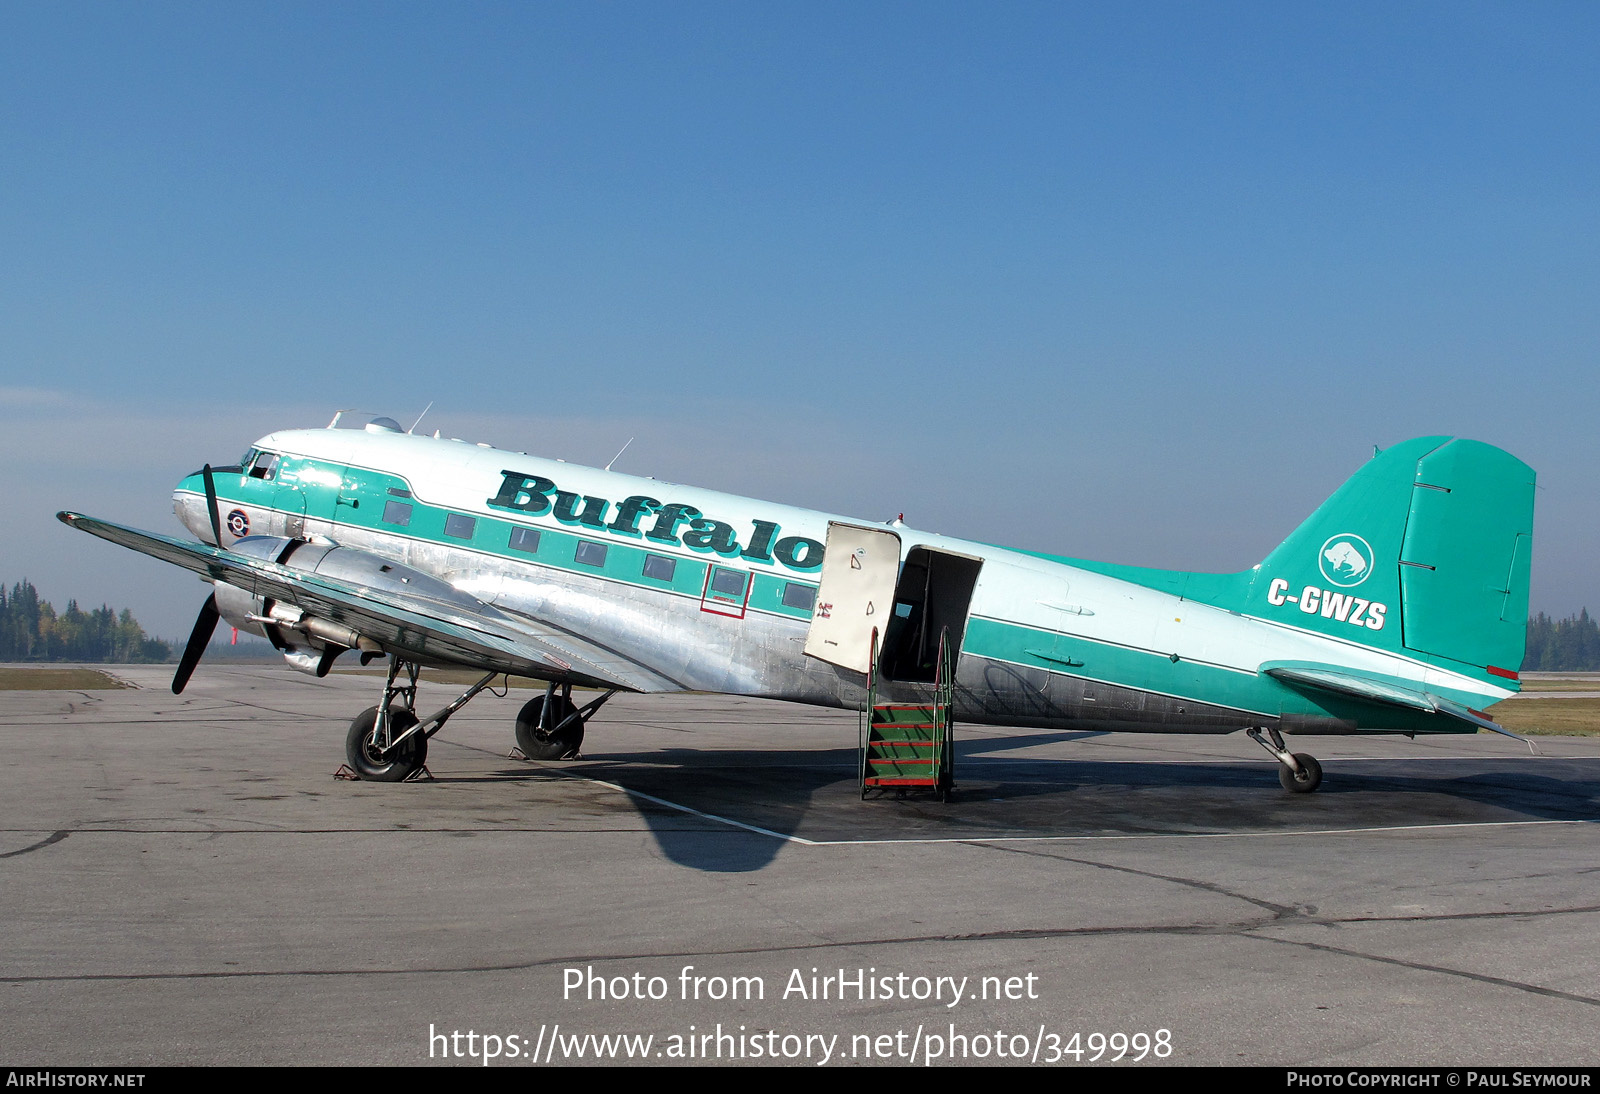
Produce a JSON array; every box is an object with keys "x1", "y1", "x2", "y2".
[{"x1": 173, "y1": 470, "x2": 214, "y2": 543}]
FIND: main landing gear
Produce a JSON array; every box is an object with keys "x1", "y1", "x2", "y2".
[
  {"x1": 514, "y1": 680, "x2": 617, "y2": 760},
  {"x1": 342, "y1": 658, "x2": 620, "y2": 780},
  {"x1": 1248, "y1": 726, "x2": 1323, "y2": 794},
  {"x1": 343, "y1": 657, "x2": 501, "y2": 782}
]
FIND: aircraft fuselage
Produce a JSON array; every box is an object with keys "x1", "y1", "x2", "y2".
[{"x1": 174, "y1": 425, "x2": 1515, "y2": 738}]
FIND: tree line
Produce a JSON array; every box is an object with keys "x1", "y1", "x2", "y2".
[
  {"x1": 3, "y1": 576, "x2": 1598, "y2": 671},
  {"x1": 1523, "y1": 610, "x2": 1600, "y2": 672},
  {"x1": 0, "y1": 580, "x2": 171, "y2": 663}
]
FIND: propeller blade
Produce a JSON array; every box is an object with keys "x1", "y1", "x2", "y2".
[
  {"x1": 202, "y1": 463, "x2": 223, "y2": 546},
  {"x1": 172, "y1": 594, "x2": 220, "y2": 695}
]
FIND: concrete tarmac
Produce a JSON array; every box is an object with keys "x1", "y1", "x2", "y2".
[{"x1": 2, "y1": 665, "x2": 1598, "y2": 1067}]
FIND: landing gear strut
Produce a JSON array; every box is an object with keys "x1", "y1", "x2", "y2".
[
  {"x1": 1248, "y1": 726, "x2": 1323, "y2": 794},
  {"x1": 343, "y1": 656, "x2": 501, "y2": 781},
  {"x1": 515, "y1": 680, "x2": 617, "y2": 760}
]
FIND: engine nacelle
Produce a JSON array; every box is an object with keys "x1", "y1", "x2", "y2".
[
  {"x1": 211, "y1": 536, "x2": 299, "y2": 641},
  {"x1": 211, "y1": 536, "x2": 483, "y2": 675}
]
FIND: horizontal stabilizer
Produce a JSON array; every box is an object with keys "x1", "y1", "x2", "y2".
[{"x1": 1260, "y1": 661, "x2": 1528, "y2": 744}]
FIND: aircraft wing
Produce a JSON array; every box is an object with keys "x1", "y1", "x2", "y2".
[
  {"x1": 1260, "y1": 661, "x2": 1523, "y2": 739},
  {"x1": 58, "y1": 512, "x2": 682, "y2": 693}
]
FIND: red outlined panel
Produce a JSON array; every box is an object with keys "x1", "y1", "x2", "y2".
[{"x1": 700, "y1": 565, "x2": 751, "y2": 619}]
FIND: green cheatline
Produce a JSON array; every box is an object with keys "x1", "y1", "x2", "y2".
[{"x1": 0, "y1": 667, "x2": 131, "y2": 691}]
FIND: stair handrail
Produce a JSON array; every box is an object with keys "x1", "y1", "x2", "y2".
[
  {"x1": 935, "y1": 625, "x2": 954, "y2": 793},
  {"x1": 858, "y1": 625, "x2": 880, "y2": 793},
  {"x1": 867, "y1": 625, "x2": 880, "y2": 710}
]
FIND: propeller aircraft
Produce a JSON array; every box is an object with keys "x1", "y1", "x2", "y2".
[{"x1": 59, "y1": 415, "x2": 1536, "y2": 796}]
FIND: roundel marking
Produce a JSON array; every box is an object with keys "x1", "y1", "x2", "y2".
[
  {"x1": 1318, "y1": 533, "x2": 1373, "y2": 588},
  {"x1": 226, "y1": 509, "x2": 251, "y2": 538}
]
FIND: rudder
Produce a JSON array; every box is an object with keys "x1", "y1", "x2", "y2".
[{"x1": 1396, "y1": 439, "x2": 1535, "y2": 679}]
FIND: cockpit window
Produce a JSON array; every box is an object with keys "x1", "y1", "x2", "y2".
[{"x1": 248, "y1": 451, "x2": 281, "y2": 481}]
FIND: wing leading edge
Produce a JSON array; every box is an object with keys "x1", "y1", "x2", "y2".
[{"x1": 58, "y1": 512, "x2": 682, "y2": 693}]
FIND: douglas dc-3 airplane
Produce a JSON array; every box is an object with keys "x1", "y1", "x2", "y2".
[{"x1": 60, "y1": 415, "x2": 1535, "y2": 796}]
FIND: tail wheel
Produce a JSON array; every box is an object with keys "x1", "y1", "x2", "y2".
[
  {"x1": 345, "y1": 706, "x2": 426, "y2": 782},
  {"x1": 1278, "y1": 752, "x2": 1323, "y2": 793},
  {"x1": 515, "y1": 695, "x2": 584, "y2": 760}
]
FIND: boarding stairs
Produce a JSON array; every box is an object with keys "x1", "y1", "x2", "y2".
[{"x1": 859, "y1": 627, "x2": 955, "y2": 801}]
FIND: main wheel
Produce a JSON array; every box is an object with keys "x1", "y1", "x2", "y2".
[
  {"x1": 515, "y1": 695, "x2": 583, "y2": 760},
  {"x1": 345, "y1": 706, "x2": 426, "y2": 782},
  {"x1": 1278, "y1": 752, "x2": 1323, "y2": 793}
]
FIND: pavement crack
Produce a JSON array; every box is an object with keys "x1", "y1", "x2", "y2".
[
  {"x1": 981, "y1": 842, "x2": 1300, "y2": 919},
  {"x1": 8, "y1": 910, "x2": 1600, "y2": 990},
  {"x1": 1326, "y1": 904, "x2": 1600, "y2": 925},
  {"x1": 977, "y1": 844, "x2": 1600, "y2": 932},
  {"x1": 1243, "y1": 933, "x2": 1600, "y2": 1008},
  {"x1": 0, "y1": 923, "x2": 1291, "y2": 985},
  {"x1": 0, "y1": 830, "x2": 70, "y2": 859}
]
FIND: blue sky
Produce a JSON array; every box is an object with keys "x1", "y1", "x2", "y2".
[{"x1": 1, "y1": 2, "x2": 1595, "y2": 639}]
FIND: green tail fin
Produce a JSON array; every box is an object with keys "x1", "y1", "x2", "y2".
[
  {"x1": 1245, "y1": 437, "x2": 1535, "y2": 682},
  {"x1": 1053, "y1": 437, "x2": 1536, "y2": 686}
]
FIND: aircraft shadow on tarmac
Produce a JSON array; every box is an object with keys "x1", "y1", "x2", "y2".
[{"x1": 486, "y1": 743, "x2": 1600, "y2": 874}]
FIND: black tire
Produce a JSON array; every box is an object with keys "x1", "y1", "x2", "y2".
[
  {"x1": 345, "y1": 706, "x2": 426, "y2": 782},
  {"x1": 1278, "y1": 752, "x2": 1323, "y2": 793},
  {"x1": 515, "y1": 695, "x2": 583, "y2": 760}
]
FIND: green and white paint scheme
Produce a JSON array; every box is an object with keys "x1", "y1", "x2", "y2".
[{"x1": 60, "y1": 417, "x2": 1536, "y2": 793}]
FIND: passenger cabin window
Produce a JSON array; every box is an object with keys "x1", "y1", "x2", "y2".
[
  {"x1": 575, "y1": 540, "x2": 608, "y2": 567},
  {"x1": 382, "y1": 500, "x2": 413, "y2": 526},
  {"x1": 248, "y1": 452, "x2": 280, "y2": 481},
  {"x1": 444, "y1": 513, "x2": 476, "y2": 540},
  {"x1": 642, "y1": 554, "x2": 676, "y2": 581},
  {"x1": 710, "y1": 568, "x2": 747, "y2": 597},
  {"x1": 508, "y1": 527, "x2": 541, "y2": 554},
  {"x1": 782, "y1": 583, "x2": 816, "y2": 610}
]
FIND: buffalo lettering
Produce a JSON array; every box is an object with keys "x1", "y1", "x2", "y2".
[{"x1": 489, "y1": 471, "x2": 823, "y2": 572}]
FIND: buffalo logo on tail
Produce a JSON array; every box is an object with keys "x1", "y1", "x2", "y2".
[{"x1": 1318, "y1": 534, "x2": 1373, "y2": 588}]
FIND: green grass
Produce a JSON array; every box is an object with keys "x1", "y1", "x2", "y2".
[
  {"x1": 1489, "y1": 697, "x2": 1600, "y2": 737},
  {"x1": 1515, "y1": 677, "x2": 1600, "y2": 692},
  {"x1": 0, "y1": 667, "x2": 131, "y2": 691}
]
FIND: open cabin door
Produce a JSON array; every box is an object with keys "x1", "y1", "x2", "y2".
[
  {"x1": 879, "y1": 546, "x2": 983, "y2": 683},
  {"x1": 803, "y1": 523, "x2": 902, "y2": 674},
  {"x1": 804, "y1": 525, "x2": 984, "y2": 683}
]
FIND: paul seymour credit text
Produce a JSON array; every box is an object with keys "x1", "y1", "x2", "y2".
[{"x1": 426, "y1": 964, "x2": 1174, "y2": 1065}]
